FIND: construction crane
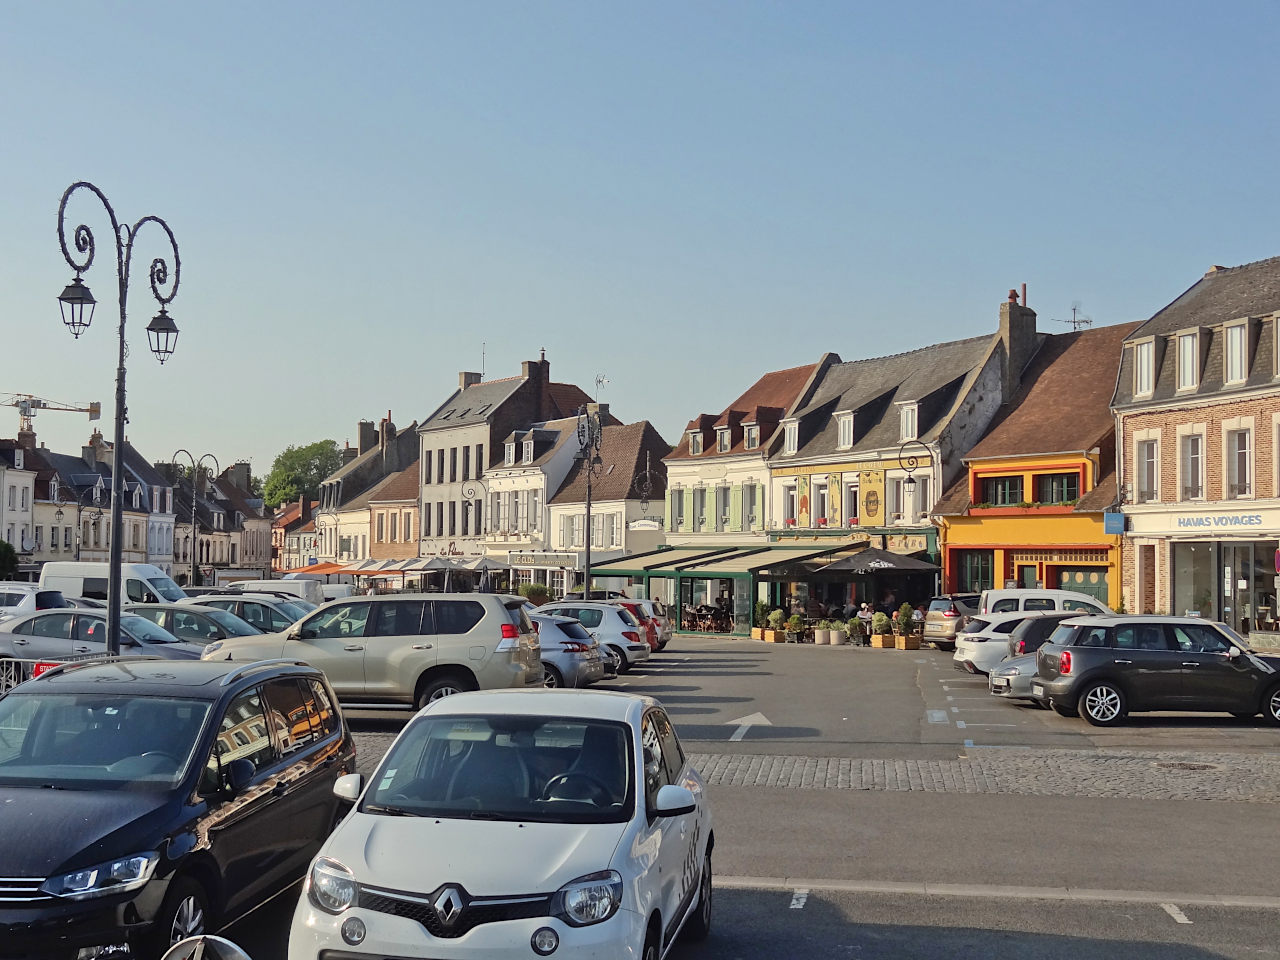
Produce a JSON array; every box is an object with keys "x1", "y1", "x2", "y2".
[{"x1": 1, "y1": 394, "x2": 101, "y2": 433}]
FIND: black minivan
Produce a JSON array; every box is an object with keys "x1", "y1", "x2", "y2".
[{"x1": 0, "y1": 657, "x2": 356, "y2": 959}]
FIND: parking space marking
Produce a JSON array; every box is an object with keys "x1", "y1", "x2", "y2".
[
  {"x1": 963, "y1": 739, "x2": 975, "y2": 748},
  {"x1": 790, "y1": 888, "x2": 809, "y2": 909},
  {"x1": 955, "y1": 720, "x2": 966, "y2": 729},
  {"x1": 926, "y1": 710, "x2": 950, "y2": 723},
  {"x1": 1161, "y1": 903, "x2": 1193, "y2": 924},
  {"x1": 961, "y1": 723, "x2": 1018, "y2": 727}
]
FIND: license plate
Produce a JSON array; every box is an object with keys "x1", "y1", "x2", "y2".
[
  {"x1": 1031, "y1": 682, "x2": 1044, "y2": 697},
  {"x1": 991, "y1": 678, "x2": 1008, "y2": 690}
]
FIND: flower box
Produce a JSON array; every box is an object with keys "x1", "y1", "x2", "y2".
[
  {"x1": 763, "y1": 630, "x2": 786, "y2": 643},
  {"x1": 870, "y1": 634, "x2": 895, "y2": 648},
  {"x1": 817, "y1": 518, "x2": 828, "y2": 527},
  {"x1": 750, "y1": 627, "x2": 765, "y2": 641},
  {"x1": 966, "y1": 505, "x2": 1074, "y2": 517},
  {"x1": 785, "y1": 518, "x2": 797, "y2": 526},
  {"x1": 895, "y1": 635, "x2": 921, "y2": 650},
  {"x1": 847, "y1": 518, "x2": 859, "y2": 527}
]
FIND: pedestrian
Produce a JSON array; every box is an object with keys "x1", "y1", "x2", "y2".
[{"x1": 857, "y1": 602, "x2": 873, "y2": 630}]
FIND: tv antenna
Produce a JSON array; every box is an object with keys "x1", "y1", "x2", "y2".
[
  {"x1": 594, "y1": 373, "x2": 610, "y2": 400},
  {"x1": 1054, "y1": 302, "x2": 1092, "y2": 331}
]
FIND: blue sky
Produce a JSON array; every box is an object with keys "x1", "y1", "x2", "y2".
[{"x1": 3, "y1": 1, "x2": 1279, "y2": 479}]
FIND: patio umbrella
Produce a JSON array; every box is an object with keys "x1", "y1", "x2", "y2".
[{"x1": 818, "y1": 547, "x2": 940, "y2": 576}]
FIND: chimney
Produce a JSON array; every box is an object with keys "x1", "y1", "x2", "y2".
[
  {"x1": 16, "y1": 427, "x2": 35, "y2": 453},
  {"x1": 459, "y1": 371, "x2": 481, "y2": 390},
  {"x1": 588, "y1": 402, "x2": 610, "y2": 422},
  {"x1": 998, "y1": 289, "x2": 1038, "y2": 401},
  {"x1": 380, "y1": 411, "x2": 395, "y2": 450},
  {"x1": 82, "y1": 429, "x2": 104, "y2": 467},
  {"x1": 358, "y1": 420, "x2": 378, "y2": 455},
  {"x1": 299, "y1": 496, "x2": 312, "y2": 525},
  {"x1": 522, "y1": 354, "x2": 551, "y2": 418},
  {"x1": 223, "y1": 462, "x2": 251, "y2": 491}
]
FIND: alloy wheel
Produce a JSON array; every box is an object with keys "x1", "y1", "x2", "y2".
[
  {"x1": 1083, "y1": 684, "x2": 1122, "y2": 723},
  {"x1": 1269, "y1": 687, "x2": 1280, "y2": 724},
  {"x1": 169, "y1": 894, "x2": 205, "y2": 943}
]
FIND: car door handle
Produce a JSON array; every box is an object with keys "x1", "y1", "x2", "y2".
[
  {"x1": 74, "y1": 645, "x2": 92, "y2": 654},
  {"x1": 271, "y1": 780, "x2": 289, "y2": 797},
  {"x1": 1113, "y1": 659, "x2": 1132, "y2": 664},
  {"x1": 11, "y1": 638, "x2": 27, "y2": 646},
  {"x1": 411, "y1": 644, "x2": 432, "y2": 650},
  {"x1": 1181, "y1": 662, "x2": 1200, "y2": 667},
  {"x1": 344, "y1": 645, "x2": 364, "y2": 652}
]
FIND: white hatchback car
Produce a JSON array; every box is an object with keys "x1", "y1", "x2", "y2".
[
  {"x1": 953, "y1": 611, "x2": 1039, "y2": 675},
  {"x1": 289, "y1": 689, "x2": 713, "y2": 960}
]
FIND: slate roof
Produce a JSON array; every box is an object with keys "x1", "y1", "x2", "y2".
[
  {"x1": 212, "y1": 473, "x2": 264, "y2": 523},
  {"x1": 784, "y1": 336, "x2": 992, "y2": 459},
  {"x1": 366, "y1": 463, "x2": 420, "y2": 504},
  {"x1": 551, "y1": 421, "x2": 671, "y2": 505},
  {"x1": 965, "y1": 322, "x2": 1140, "y2": 459},
  {"x1": 666, "y1": 362, "x2": 820, "y2": 461},
  {"x1": 328, "y1": 421, "x2": 419, "y2": 483},
  {"x1": 421, "y1": 378, "x2": 525, "y2": 431},
  {"x1": 1115, "y1": 255, "x2": 1280, "y2": 407},
  {"x1": 500, "y1": 418, "x2": 581, "y2": 469}
]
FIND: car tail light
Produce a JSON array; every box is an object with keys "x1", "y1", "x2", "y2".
[
  {"x1": 1060, "y1": 650, "x2": 1072, "y2": 675},
  {"x1": 496, "y1": 621, "x2": 522, "y2": 651},
  {"x1": 622, "y1": 630, "x2": 640, "y2": 644},
  {"x1": 560, "y1": 641, "x2": 591, "y2": 653},
  {"x1": 1016, "y1": 639, "x2": 1026, "y2": 654},
  {"x1": 942, "y1": 604, "x2": 958, "y2": 618}
]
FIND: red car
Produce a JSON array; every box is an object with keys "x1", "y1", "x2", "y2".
[{"x1": 617, "y1": 600, "x2": 660, "y2": 652}]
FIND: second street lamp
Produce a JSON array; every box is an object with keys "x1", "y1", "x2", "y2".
[
  {"x1": 172, "y1": 450, "x2": 219, "y2": 588},
  {"x1": 56, "y1": 181, "x2": 181, "y2": 656},
  {"x1": 576, "y1": 406, "x2": 604, "y2": 595}
]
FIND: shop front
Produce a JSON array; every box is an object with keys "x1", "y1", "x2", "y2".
[{"x1": 1127, "y1": 504, "x2": 1280, "y2": 640}]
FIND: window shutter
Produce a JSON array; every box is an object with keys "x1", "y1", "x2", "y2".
[
  {"x1": 729, "y1": 485, "x2": 743, "y2": 532},
  {"x1": 682, "y1": 488, "x2": 694, "y2": 533}
]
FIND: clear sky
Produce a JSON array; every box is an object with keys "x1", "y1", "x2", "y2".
[{"x1": 4, "y1": 1, "x2": 1279, "y2": 479}]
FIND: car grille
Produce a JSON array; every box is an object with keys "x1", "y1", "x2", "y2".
[
  {"x1": 358, "y1": 885, "x2": 551, "y2": 938},
  {"x1": 0, "y1": 878, "x2": 48, "y2": 903}
]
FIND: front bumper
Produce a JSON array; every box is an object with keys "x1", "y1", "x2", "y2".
[
  {"x1": 0, "y1": 879, "x2": 168, "y2": 958},
  {"x1": 288, "y1": 901, "x2": 649, "y2": 960}
]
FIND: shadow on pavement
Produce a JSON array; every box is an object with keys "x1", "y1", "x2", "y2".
[{"x1": 674, "y1": 723, "x2": 820, "y2": 741}]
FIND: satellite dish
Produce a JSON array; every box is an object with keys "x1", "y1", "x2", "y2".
[
  {"x1": 20, "y1": 536, "x2": 35, "y2": 553},
  {"x1": 161, "y1": 936, "x2": 254, "y2": 960}
]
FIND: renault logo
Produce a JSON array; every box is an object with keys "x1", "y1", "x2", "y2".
[{"x1": 432, "y1": 886, "x2": 466, "y2": 926}]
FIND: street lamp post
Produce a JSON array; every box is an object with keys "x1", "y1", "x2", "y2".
[
  {"x1": 54, "y1": 487, "x2": 104, "y2": 562},
  {"x1": 896, "y1": 438, "x2": 932, "y2": 521},
  {"x1": 576, "y1": 406, "x2": 604, "y2": 595},
  {"x1": 172, "y1": 450, "x2": 219, "y2": 588},
  {"x1": 56, "y1": 182, "x2": 181, "y2": 656}
]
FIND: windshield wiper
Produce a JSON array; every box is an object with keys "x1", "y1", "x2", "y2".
[{"x1": 363, "y1": 803, "x2": 421, "y2": 817}]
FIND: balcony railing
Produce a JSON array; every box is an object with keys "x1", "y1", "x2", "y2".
[
  {"x1": 1228, "y1": 482, "x2": 1252, "y2": 498},
  {"x1": 1136, "y1": 489, "x2": 1157, "y2": 504},
  {"x1": 1181, "y1": 485, "x2": 1203, "y2": 500}
]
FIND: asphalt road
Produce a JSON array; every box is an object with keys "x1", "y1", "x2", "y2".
[{"x1": 225, "y1": 637, "x2": 1280, "y2": 959}]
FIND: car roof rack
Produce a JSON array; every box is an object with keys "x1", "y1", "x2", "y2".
[
  {"x1": 33, "y1": 655, "x2": 166, "y2": 682},
  {"x1": 219, "y1": 658, "x2": 313, "y2": 686}
]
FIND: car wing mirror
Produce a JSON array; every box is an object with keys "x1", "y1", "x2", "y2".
[
  {"x1": 652, "y1": 783, "x2": 696, "y2": 818},
  {"x1": 224, "y1": 758, "x2": 255, "y2": 798},
  {"x1": 334, "y1": 773, "x2": 363, "y2": 802},
  {"x1": 1227, "y1": 646, "x2": 1242, "y2": 659}
]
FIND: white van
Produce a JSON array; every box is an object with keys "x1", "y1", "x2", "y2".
[
  {"x1": 978, "y1": 588, "x2": 1112, "y2": 616},
  {"x1": 229, "y1": 578, "x2": 325, "y2": 605},
  {"x1": 39, "y1": 562, "x2": 187, "y2": 604},
  {"x1": 321, "y1": 583, "x2": 354, "y2": 601}
]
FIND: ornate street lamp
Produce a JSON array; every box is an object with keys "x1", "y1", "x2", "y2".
[
  {"x1": 461, "y1": 479, "x2": 490, "y2": 536},
  {"x1": 896, "y1": 438, "x2": 932, "y2": 522},
  {"x1": 53, "y1": 486, "x2": 105, "y2": 562},
  {"x1": 172, "y1": 451, "x2": 219, "y2": 588},
  {"x1": 576, "y1": 406, "x2": 605, "y2": 594},
  {"x1": 630, "y1": 451, "x2": 658, "y2": 514},
  {"x1": 57, "y1": 182, "x2": 181, "y2": 655}
]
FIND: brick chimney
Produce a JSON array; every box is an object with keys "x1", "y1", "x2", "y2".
[
  {"x1": 225, "y1": 462, "x2": 252, "y2": 491},
  {"x1": 342, "y1": 441, "x2": 358, "y2": 465},
  {"x1": 82, "y1": 429, "x2": 105, "y2": 468},
  {"x1": 460, "y1": 371, "x2": 481, "y2": 390},
  {"x1": 357, "y1": 420, "x2": 378, "y2": 455},
  {"x1": 16, "y1": 427, "x2": 35, "y2": 453},
  {"x1": 998, "y1": 290, "x2": 1038, "y2": 402},
  {"x1": 522, "y1": 353, "x2": 551, "y2": 419},
  {"x1": 299, "y1": 496, "x2": 313, "y2": 525},
  {"x1": 379, "y1": 412, "x2": 395, "y2": 450}
]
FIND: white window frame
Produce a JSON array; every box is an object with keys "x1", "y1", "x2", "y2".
[
  {"x1": 1133, "y1": 429, "x2": 1160, "y2": 503},
  {"x1": 782, "y1": 484, "x2": 797, "y2": 525},
  {"x1": 1222, "y1": 416, "x2": 1254, "y2": 500},
  {"x1": 836, "y1": 412, "x2": 853, "y2": 450},
  {"x1": 716, "y1": 429, "x2": 731, "y2": 453},
  {"x1": 744, "y1": 424, "x2": 759, "y2": 450},
  {"x1": 899, "y1": 404, "x2": 918, "y2": 442},
  {"x1": 1224, "y1": 321, "x2": 1248, "y2": 385},
  {"x1": 689, "y1": 433, "x2": 703, "y2": 456},
  {"x1": 504, "y1": 443, "x2": 516, "y2": 467},
  {"x1": 813, "y1": 482, "x2": 828, "y2": 527},
  {"x1": 1176, "y1": 424, "x2": 1206, "y2": 501},
  {"x1": 1133, "y1": 339, "x2": 1155, "y2": 398},
  {"x1": 782, "y1": 420, "x2": 798, "y2": 456},
  {"x1": 1176, "y1": 331, "x2": 1199, "y2": 391},
  {"x1": 744, "y1": 483, "x2": 758, "y2": 529},
  {"x1": 715, "y1": 485, "x2": 730, "y2": 531},
  {"x1": 522, "y1": 440, "x2": 534, "y2": 465},
  {"x1": 692, "y1": 487, "x2": 707, "y2": 529}
]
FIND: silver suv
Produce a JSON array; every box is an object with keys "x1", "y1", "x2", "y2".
[{"x1": 201, "y1": 593, "x2": 541, "y2": 708}]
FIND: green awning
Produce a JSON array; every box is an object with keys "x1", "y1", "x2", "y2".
[
  {"x1": 590, "y1": 546, "x2": 736, "y2": 578},
  {"x1": 674, "y1": 544, "x2": 851, "y2": 577}
]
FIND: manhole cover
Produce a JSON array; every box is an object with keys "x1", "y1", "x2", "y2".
[{"x1": 1155, "y1": 761, "x2": 1216, "y2": 771}]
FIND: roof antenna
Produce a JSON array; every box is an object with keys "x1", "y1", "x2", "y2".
[
  {"x1": 1053, "y1": 301, "x2": 1093, "y2": 331},
  {"x1": 595, "y1": 373, "x2": 610, "y2": 400},
  {"x1": 481, "y1": 341, "x2": 486, "y2": 380}
]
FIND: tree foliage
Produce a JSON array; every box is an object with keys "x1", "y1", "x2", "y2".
[
  {"x1": 0, "y1": 541, "x2": 16, "y2": 580},
  {"x1": 262, "y1": 440, "x2": 343, "y2": 509}
]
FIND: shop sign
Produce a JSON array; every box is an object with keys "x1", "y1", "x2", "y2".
[
  {"x1": 1103, "y1": 512, "x2": 1125, "y2": 534},
  {"x1": 1176, "y1": 514, "x2": 1263, "y2": 529},
  {"x1": 510, "y1": 552, "x2": 577, "y2": 567}
]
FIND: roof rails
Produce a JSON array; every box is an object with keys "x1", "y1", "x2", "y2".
[
  {"x1": 33, "y1": 655, "x2": 165, "y2": 682},
  {"x1": 219, "y1": 659, "x2": 313, "y2": 687}
]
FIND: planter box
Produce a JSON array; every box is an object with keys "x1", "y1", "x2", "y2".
[
  {"x1": 763, "y1": 630, "x2": 786, "y2": 643},
  {"x1": 967, "y1": 505, "x2": 1075, "y2": 517},
  {"x1": 751, "y1": 627, "x2": 764, "y2": 641},
  {"x1": 895, "y1": 635, "x2": 921, "y2": 650},
  {"x1": 870, "y1": 634, "x2": 895, "y2": 648}
]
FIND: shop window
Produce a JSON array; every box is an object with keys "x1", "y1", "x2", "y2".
[
  {"x1": 1136, "y1": 440, "x2": 1158, "y2": 502},
  {"x1": 1036, "y1": 473, "x2": 1079, "y2": 504},
  {"x1": 980, "y1": 476, "x2": 1023, "y2": 506},
  {"x1": 1227, "y1": 429, "x2": 1252, "y2": 498},
  {"x1": 1180, "y1": 435, "x2": 1204, "y2": 500}
]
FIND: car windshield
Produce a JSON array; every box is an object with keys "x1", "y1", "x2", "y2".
[
  {"x1": 121, "y1": 614, "x2": 183, "y2": 644},
  {"x1": 0, "y1": 693, "x2": 210, "y2": 790},
  {"x1": 147, "y1": 575, "x2": 187, "y2": 603},
  {"x1": 205, "y1": 608, "x2": 262, "y2": 635},
  {"x1": 278, "y1": 600, "x2": 312, "y2": 619},
  {"x1": 365, "y1": 714, "x2": 634, "y2": 824}
]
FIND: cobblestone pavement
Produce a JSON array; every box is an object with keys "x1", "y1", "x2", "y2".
[{"x1": 690, "y1": 748, "x2": 1280, "y2": 802}]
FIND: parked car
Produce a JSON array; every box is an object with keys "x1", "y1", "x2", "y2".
[
  {"x1": 125, "y1": 602, "x2": 264, "y2": 644},
  {"x1": 953, "y1": 611, "x2": 1038, "y2": 675},
  {"x1": 617, "y1": 600, "x2": 661, "y2": 652},
  {"x1": 978, "y1": 588, "x2": 1111, "y2": 617},
  {"x1": 562, "y1": 589, "x2": 628, "y2": 600},
  {"x1": 1032, "y1": 615, "x2": 1280, "y2": 726},
  {"x1": 287, "y1": 689, "x2": 712, "y2": 960},
  {"x1": 228, "y1": 578, "x2": 325, "y2": 605},
  {"x1": 0, "y1": 609, "x2": 205, "y2": 668},
  {"x1": 922, "y1": 594, "x2": 980, "y2": 651},
  {"x1": 531, "y1": 613, "x2": 607, "y2": 688},
  {"x1": 1006, "y1": 610, "x2": 1080, "y2": 658},
  {"x1": 182, "y1": 594, "x2": 312, "y2": 632},
  {"x1": 612, "y1": 597, "x2": 672, "y2": 650},
  {"x1": 0, "y1": 583, "x2": 72, "y2": 623},
  {"x1": 39, "y1": 561, "x2": 187, "y2": 604},
  {"x1": 180, "y1": 586, "x2": 227, "y2": 598},
  {"x1": 539, "y1": 601, "x2": 651, "y2": 673},
  {"x1": 201, "y1": 594, "x2": 542, "y2": 709},
  {"x1": 0, "y1": 656, "x2": 355, "y2": 959},
  {"x1": 987, "y1": 653, "x2": 1044, "y2": 706}
]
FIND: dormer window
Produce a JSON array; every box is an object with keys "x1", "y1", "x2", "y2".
[
  {"x1": 14, "y1": 450, "x2": 23, "y2": 470},
  {"x1": 782, "y1": 420, "x2": 798, "y2": 456},
  {"x1": 49, "y1": 478, "x2": 59, "y2": 502},
  {"x1": 837, "y1": 412, "x2": 854, "y2": 450},
  {"x1": 1177, "y1": 331, "x2": 1199, "y2": 390},
  {"x1": 744, "y1": 424, "x2": 759, "y2": 450},
  {"x1": 504, "y1": 443, "x2": 516, "y2": 466},
  {"x1": 689, "y1": 433, "x2": 703, "y2": 455},
  {"x1": 1133, "y1": 339, "x2": 1155, "y2": 397},
  {"x1": 1224, "y1": 321, "x2": 1247, "y2": 384},
  {"x1": 716, "y1": 429, "x2": 731, "y2": 453},
  {"x1": 522, "y1": 440, "x2": 534, "y2": 464},
  {"x1": 899, "y1": 404, "x2": 917, "y2": 442},
  {"x1": 132, "y1": 487, "x2": 141, "y2": 509}
]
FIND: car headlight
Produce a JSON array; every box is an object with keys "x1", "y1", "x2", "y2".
[
  {"x1": 553, "y1": 870, "x2": 622, "y2": 926},
  {"x1": 41, "y1": 853, "x2": 158, "y2": 900},
  {"x1": 308, "y1": 857, "x2": 357, "y2": 914},
  {"x1": 201, "y1": 641, "x2": 223, "y2": 658}
]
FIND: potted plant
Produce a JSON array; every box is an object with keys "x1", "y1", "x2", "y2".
[
  {"x1": 785, "y1": 613, "x2": 805, "y2": 643},
  {"x1": 832, "y1": 620, "x2": 849, "y2": 645},
  {"x1": 518, "y1": 583, "x2": 550, "y2": 607},
  {"x1": 848, "y1": 616, "x2": 866, "y2": 646},
  {"x1": 751, "y1": 601, "x2": 771, "y2": 641},
  {"x1": 895, "y1": 603, "x2": 921, "y2": 650},
  {"x1": 813, "y1": 619, "x2": 832, "y2": 645},
  {"x1": 764, "y1": 608, "x2": 786, "y2": 642},
  {"x1": 870, "y1": 611, "x2": 893, "y2": 647}
]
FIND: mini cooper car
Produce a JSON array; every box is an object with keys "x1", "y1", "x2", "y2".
[{"x1": 289, "y1": 689, "x2": 713, "y2": 960}]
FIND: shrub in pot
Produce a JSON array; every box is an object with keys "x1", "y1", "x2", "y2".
[
  {"x1": 871, "y1": 611, "x2": 893, "y2": 648},
  {"x1": 786, "y1": 613, "x2": 805, "y2": 642},
  {"x1": 518, "y1": 583, "x2": 550, "y2": 606},
  {"x1": 848, "y1": 617, "x2": 866, "y2": 646},
  {"x1": 764, "y1": 608, "x2": 786, "y2": 642},
  {"x1": 813, "y1": 619, "x2": 832, "y2": 645}
]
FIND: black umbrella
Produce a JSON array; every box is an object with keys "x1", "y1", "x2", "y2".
[{"x1": 819, "y1": 547, "x2": 940, "y2": 576}]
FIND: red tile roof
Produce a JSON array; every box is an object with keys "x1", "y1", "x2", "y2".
[
  {"x1": 550, "y1": 421, "x2": 671, "y2": 504},
  {"x1": 366, "y1": 463, "x2": 419, "y2": 503},
  {"x1": 667, "y1": 363, "x2": 817, "y2": 460}
]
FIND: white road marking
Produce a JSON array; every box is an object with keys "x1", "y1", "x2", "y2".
[
  {"x1": 727, "y1": 712, "x2": 772, "y2": 742},
  {"x1": 955, "y1": 720, "x2": 967, "y2": 728},
  {"x1": 1161, "y1": 903, "x2": 1193, "y2": 924},
  {"x1": 790, "y1": 888, "x2": 809, "y2": 909},
  {"x1": 963, "y1": 739, "x2": 975, "y2": 747},
  {"x1": 951, "y1": 706, "x2": 959, "y2": 713},
  {"x1": 961, "y1": 723, "x2": 1017, "y2": 727},
  {"x1": 926, "y1": 710, "x2": 950, "y2": 723}
]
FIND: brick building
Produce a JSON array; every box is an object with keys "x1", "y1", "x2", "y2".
[{"x1": 1114, "y1": 256, "x2": 1280, "y2": 639}]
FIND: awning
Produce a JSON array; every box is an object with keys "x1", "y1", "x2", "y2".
[
  {"x1": 590, "y1": 546, "x2": 738, "y2": 578},
  {"x1": 675, "y1": 544, "x2": 850, "y2": 577},
  {"x1": 812, "y1": 547, "x2": 940, "y2": 575},
  {"x1": 280, "y1": 561, "x2": 346, "y2": 575}
]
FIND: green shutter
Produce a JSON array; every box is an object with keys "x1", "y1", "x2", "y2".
[
  {"x1": 682, "y1": 488, "x2": 695, "y2": 532},
  {"x1": 667, "y1": 490, "x2": 676, "y2": 532},
  {"x1": 729, "y1": 484, "x2": 743, "y2": 532}
]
